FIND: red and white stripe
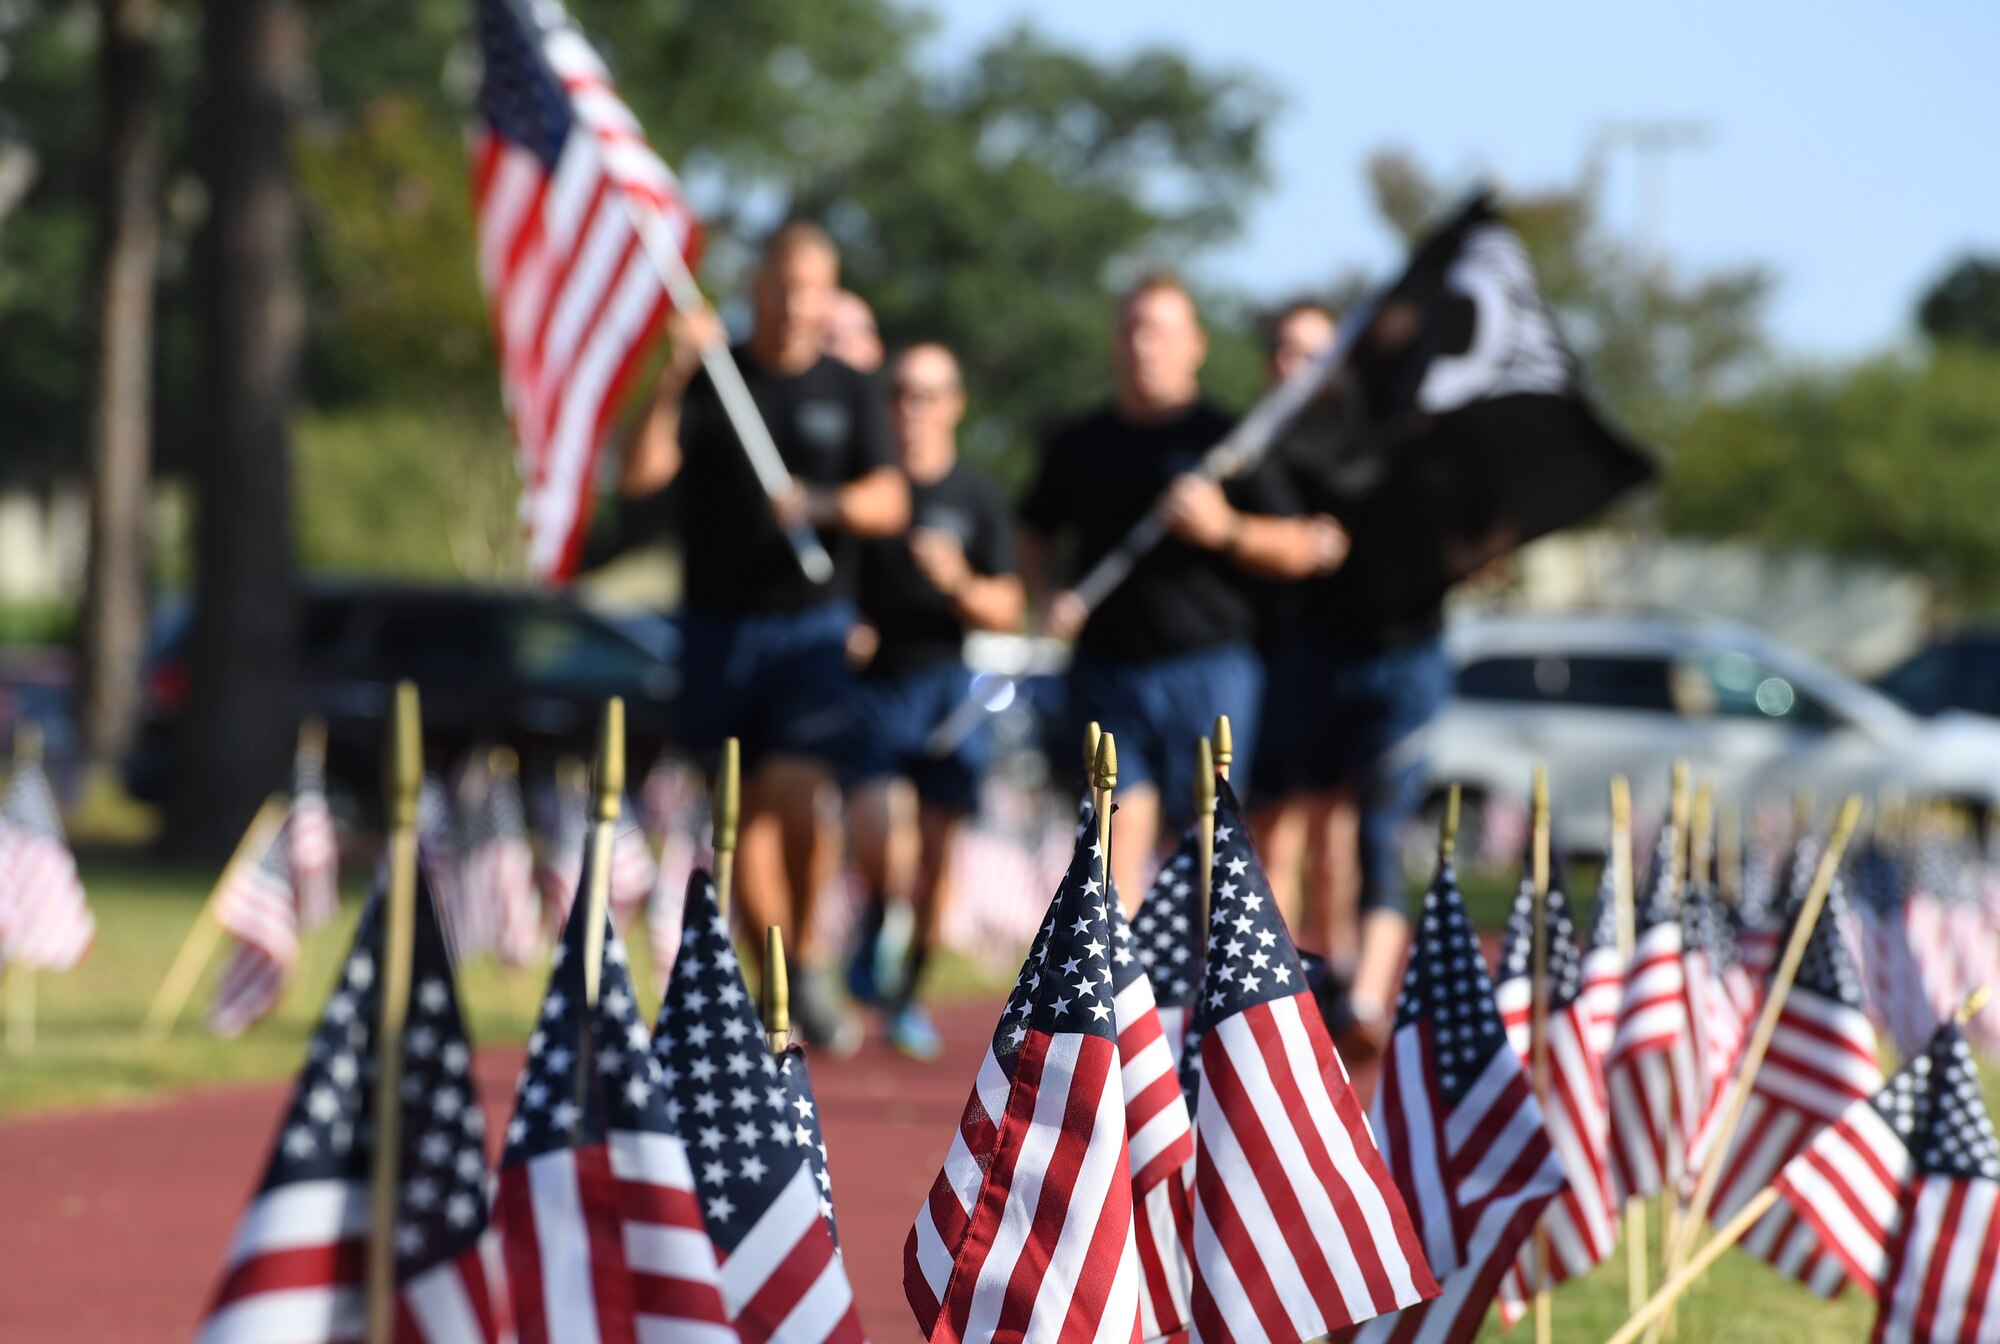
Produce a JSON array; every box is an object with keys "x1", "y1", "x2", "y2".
[
  {"x1": 1765, "y1": 1094, "x2": 1913, "y2": 1299},
  {"x1": 1683, "y1": 940, "x2": 1749, "y2": 1151},
  {"x1": 473, "y1": 15, "x2": 699, "y2": 581},
  {"x1": 607, "y1": 1128, "x2": 733, "y2": 1344},
  {"x1": 927, "y1": 1027, "x2": 1141, "y2": 1344},
  {"x1": 1193, "y1": 992, "x2": 1434, "y2": 1344},
  {"x1": 1578, "y1": 939, "x2": 1625, "y2": 1071},
  {"x1": 496, "y1": 1141, "x2": 639, "y2": 1343},
  {"x1": 210, "y1": 845, "x2": 301, "y2": 1038},
  {"x1": 1874, "y1": 1174, "x2": 2000, "y2": 1342},
  {"x1": 1112, "y1": 947, "x2": 1197, "y2": 1340},
  {"x1": 1605, "y1": 921, "x2": 1700, "y2": 1201},
  {"x1": 198, "y1": 1180, "x2": 500, "y2": 1344},
  {"x1": 711, "y1": 1163, "x2": 864, "y2": 1344},
  {"x1": 609, "y1": 819, "x2": 657, "y2": 929},
  {"x1": 0, "y1": 825, "x2": 94, "y2": 971},
  {"x1": 464, "y1": 834, "x2": 540, "y2": 968},
  {"x1": 288, "y1": 792, "x2": 340, "y2": 931}
]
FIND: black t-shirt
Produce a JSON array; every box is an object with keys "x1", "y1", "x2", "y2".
[
  {"x1": 676, "y1": 347, "x2": 895, "y2": 615},
  {"x1": 858, "y1": 462, "x2": 1016, "y2": 679},
  {"x1": 1020, "y1": 401, "x2": 1286, "y2": 662}
]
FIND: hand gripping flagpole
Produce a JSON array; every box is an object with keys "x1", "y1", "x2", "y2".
[
  {"x1": 624, "y1": 204, "x2": 834, "y2": 586},
  {"x1": 713, "y1": 737, "x2": 740, "y2": 920},
  {"x1": 1529, "y1": 766, "x2": 1554, "y2": 1344},
  {"x1": 366, "y1": 682, "x2": 424, "y2": 1344}
]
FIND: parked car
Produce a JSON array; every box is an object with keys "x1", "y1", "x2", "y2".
[
  {"x1": 1875, "y1": 629, "x2": 2000, "y2": 720},
  {"x1": 1421, "y1": 612, "x2": 2000, "y2": 855},
  {"x1": 127, "y1": 581, "x2": 679, "y2": 814}
]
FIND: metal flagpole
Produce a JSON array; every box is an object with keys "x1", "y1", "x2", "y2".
[
  {"x1": 713, "y1": 737, "x2": 740, "y2": 919},
  {"x1": 764, "y1": 926, "x2": 790, "y2": 1056}
]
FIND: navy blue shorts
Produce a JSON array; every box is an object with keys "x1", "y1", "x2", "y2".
[
  {"x1": 1258, "y1": 636, "x2": 1451, "y2": 915},
  {"x1": 678, "y1": 602, "x2": 858, "y2": 771},
  {"x1": 1065, "y1": 641, "x2": 1263, "y2": 829},
  {"x1": 846, "y1": 660, "x2": 987, "y2": 812}
]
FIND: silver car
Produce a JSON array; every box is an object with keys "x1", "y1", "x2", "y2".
[{"x1": 1420, "y1": 612, "x2": 2000, "y2": 853}]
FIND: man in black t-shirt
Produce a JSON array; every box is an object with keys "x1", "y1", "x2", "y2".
[
  {"x1": 621, "y1": 221, "x2": 909, "y2": 1054},
  {"x1": 845, "y1": 342, "x2": 1023, "y2": 1060},
  {"x1": 1021, "y1": 273, "x2": 1347, "y2": 899}
]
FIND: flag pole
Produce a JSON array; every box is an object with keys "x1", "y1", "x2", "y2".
[
  {"x1": 623, "y1": 202, "x2": 834, "y2": 585},
  {"x1": 1094, "y1": 732, "x2": 1118, "y2": 881},
  {"x1": 1529, "y1": 765, "x2": 1554, "y2": 1344},
  {"x1": 1212, "y1": 716, "x2": 1233, "y2": 783},
  {"x1": 1196, "y1": 736, "x2": 1217, "y2": 939},
  {"x1": 1654, "y1": 760, "x2": 1691, "y2": 1322},
  {"x1": 1601, "y1": 1186, "x2": 1782, "y2": 1344},
  {"x1": 713, "y1": 737, "x2": 740, "y2": 919},
  {"x1": 4, "y1": 721, "x2": 46, "y2": 1053},
  {"x1": 765, "y1": 926, "x2": 790, "y2": 1056},
  {"x1": 365, "y1": 682, "x2": 424, "y2": 1344},
  {"x1": 1610, "y1": 773, "x2": 1646, "y2": 1315},
  {"x1": 1671, "y1": 796, "x2": 1863, "y2": 1266},
  {"x1": 583, "y1": 698, "x2": 623, "y2": 1011},
  {"x1": 141, "y1": 794, "x2": 290, "y2": 1041}
]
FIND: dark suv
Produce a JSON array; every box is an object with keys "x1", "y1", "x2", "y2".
[
  {"x1": 127, "y1": 581, "x2": 679, "y2": 811},
  {"x1": 1876, "y1": 630, "x2": 2000, "y2": 719}
]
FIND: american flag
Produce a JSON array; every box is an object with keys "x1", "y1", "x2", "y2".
[
  {"x1": 1844, "y1": 838, "x2": 1935, "y2": 1062},
  {"x1": 1871, "y1": 1022, "x2": 2000, "y2": 1342},
  {"x1": 1699, "y1": 881, "x2": 1883, "y2": 1296},
  {"x1": 1681, "y1": 870, "x2": 1750, "y2": 1148},
  {"x1": 638, "y1": 756, "x2": 705, "y2": 980},
  {"x1": 913, "y1": 807, "x2": 1142, "y2": 1344},
  {"x1": 1605, "y1": 819, "x2": 1699, "y2": 1203},
  {"x1": 653, "y1": 871, "x2": 864, "y2": 1344},
  {"x1": 290, "y1": 744, "x2": 341, "y2": 930},
  {"x1": 495, "y1": 871, "x2": 731, "y2": 1344},
  {"x1": 197, "y1": 870, "x2": 501, "y2": 1344},
  {"x1": 1577, "y1": 846, "x2": 1626, "y2": 1071},
  {"x1": 471, "y1": 0, "x2": 701, "y2": 582},
  {"x1": 210, "y1": 805, "x2": 302, "y2": 1038},
  {"x1": 532, "y1": 770, "x2": 655, "y2": 933},
  {"x1": 1344, "y1": 854, "x2": 1562, "y2": 1344},
  {"x1": 1132, "y1": 820, "x2": 1204, "y2": 1068},
  {"x1": 460, "y1": 760, "x2": 541, "y2": 968},
  {"x1": 0, "y1": 749, "x2": 93, "y2": 970},
  {"x1": 1188, "y1": 782, "x2": 1435, "y2": 1343},
  {"x1": 1761, "y1": 1024, "x2": 1947, "y2": 1304},
  {"x1": 420, "y1": 775, "x2": 473, "y2": 962},
  {"x1": 1492, "y1": 856, "x2": 1615, "y2": 1324}
]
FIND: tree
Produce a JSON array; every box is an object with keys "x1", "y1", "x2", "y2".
[
  {"x1": 78, "y1": 0, "x2": 165, "y2": 768},
  {"x1": 1918, "y1": 255, "x2": 2000, "y2": 348},
  {"x1": 167, "y1": 0, "x2": 306, "y2": 854}
]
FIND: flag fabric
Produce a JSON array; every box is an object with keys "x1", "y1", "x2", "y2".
[
  {"x1": 0, "y1": 750, "x2": 93, "y2": 970},
  {"x1": 532, "y1": 770, "x2": 655, "y2": 932},
  {"x1": 1844, "y1": 838, "x2": 1935, "y2": 1062},
  {"x1": 419, "y1": 775, "x2": 473, "y2": 961},
  {"x1": 1870, "y1": 1023, "x2": 2000, "y2": 1342},
  {"x1": 1492, "y1": 857, "x2": 1615, "y2": 1324},
  {"x1": 471, "y1": 0, "x2": 702, "y2": 582},
  {"x1": 461, "y1": 761, "x2": 542, "y2": 968},
  {"x1": 774, "y1": 1042, "x2": 841, "y2": 1238},
  {"x1": 1605, "y1": 819, "x2": 1699, "y2": 1203},
  {"x1": 1188, "y1": 782, "x2": 1435, "y2": 1343},
  {"x1": 913, "y1": 803, "x2": 1142, "y2": 1344},
  {"x1": 610, "y1": 800, "x2": 659, "y2": 927},
  {"x1": 1698, "y1": 883, "x2": 1884, "y2": 1296},
  {"x1": 1577, "y1": 846, "x2": 1626, "y2": 1071},
  {"x1": 1132, "y1": 822, "x2": 1204, "y2": 1068},
  {"x1": 290, "y1": 748, "x2": 341, "y2": 931},
  {"x1": 1681, "y1": 869, "x2": 1750, "y2": 1148},
  {"x1": 197, "y1": 869, "x2": 500, "y2": 1344},
  {"x1": 654, "y1": 871, "x2": 864, "y2": 1344},
  {"x1": 494, "y1": 868, "x2": 730, "y2": 1344},
  {"x1": 211, "y1": 808, "x2": 304, "y2": 1038},
  {"x1": 1344, "y1": 854, "x2": 1562, "y2": 1344}
]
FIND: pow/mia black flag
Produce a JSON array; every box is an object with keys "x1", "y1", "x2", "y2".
[{"x1": 1287, "y1": 192, "x2": 1655, "y2": 606}]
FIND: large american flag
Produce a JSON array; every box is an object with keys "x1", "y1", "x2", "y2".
[
  {"x1": 471, "y1": 0, "x2": 701, "y2": 581},
  {"x1": 495, "y1": 870, "x2": 731, "y2": 1344},
  {"x1": 1493, "y1": 858, "x2": 1615, "y2": 1324},
  {"x1": 654, "y1": 871, "x2": 864, "y2": 1344},
  {"x1": 1871, "y1": 1021, "x2": 2000, "y2": 1342},
  {"x1": 289, "y1": 743, "x2": 341, "y2": 931},
  {"x1": 1702, "y1": 882, "x2": 1883, "y2": 1296},
  {"x1": 1605, "y1": 820, "x2": 1699, "y2": 1203},
  {"x1": 1132, "y1": 821, "x2": 1204, "y2": 1068},
  {"x1": 460, "y1": 759, "x2": 542, "y2": 968},
  {"x1": 197, "y1": 870, "x2": 501, "y2": 1344},
  {"x1": 0, "y1": 749, "x2": 93, "y2": 970},
  {"x1": 1344, "y1": 855, "x2": 1563, "y2": 1344},
  {"x1": 1186, "y1": 782, "x2": 1434, "y2": 1343},
  {"x1": 210, "y1": 804, "x2": 302, "y2": 1038},
  {"x1": 913, "y1": 809, "x2": 1143, "y2": 1344}
]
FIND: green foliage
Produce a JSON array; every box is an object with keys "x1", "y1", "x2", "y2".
[{"x1": 1919, "y1": 255, "x2": 2000, "y2": 348}]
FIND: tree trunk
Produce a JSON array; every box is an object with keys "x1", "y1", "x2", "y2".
[
  {"x1": 79, "y1": 0, "x2": 164, "y2": 770},
  {"x1": 167, "y1": 0, "x2": 306, "y2": 855}
]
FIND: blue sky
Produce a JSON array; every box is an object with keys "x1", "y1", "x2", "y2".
[{"x1": 926, "y1": 1, "x2": 1999, "y2": 360}]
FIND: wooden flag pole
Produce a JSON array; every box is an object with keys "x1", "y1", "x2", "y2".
[
  {"x1": 1196, "y1": 737, "x2": 1217, "y2": 938},
  {"x1": 141, "y1": 794, "x2": 291, "y2": 1041},
  {"x1": 1672, "y1": 796, "x2": 1863, "y2": 1266},
  {"x1": 1610, "y1": 773, "x2": 1646, "y2": 1316},
  {"x1": 765, "y1": 926, "x2": 790, "y2": 1056},
  {"x1": 583, "y1": 699, "x2": 624, "y2": 1011},
  {"x1": 1529, "y1": 766, "x2": 1554, "y2": 1344},
  {"x1": 1717, "y1": 799, "x2": 1742, "y2": 911},
  {"x1": 1212, "y1": 715, "x2": 1233, "y2": 782},
  {"x1": 1655, "y1": 762, "x2": 1692, "y2": 1342},
  {"x1": 365, "y1": 682, "x2": 424, "y2": 1344},
  {"x1": 713, "y1": 737, "x2": 740, "y2": 919},
  {"x1": 1602, "y1": 1186, "x2": 1782, "y2": 1344}
]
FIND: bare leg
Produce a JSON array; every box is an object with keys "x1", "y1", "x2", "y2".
[
  {"x1": 1308, "y1": 785, "x2": 1362, "y2": 969},
  {"x1": 850, "y1": 777, "x2": 919, "y2": 904},
  {"x1": 1250, "y1": 800, "x2": 1307, "y2": 928},
  {"x1": 757, "y1": 755, "x2": 840, "y2": 964},
  {"x1": 1109, "y1": 783, "x2": 1160, "y2": 912},
  {"x1": 1351, "y1": 908, "x2": 1411, "y2": 1020},
  {"x1": 903, "y1": 804, "x2": 964, "y2": 1004},
  {"x1": 731, "y1": 799, "x2": 788, "y2": 941}
]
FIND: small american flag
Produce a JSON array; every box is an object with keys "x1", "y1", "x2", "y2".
[
  {"x1": 1845, "y1": 838, "x2": 1936, "y2": 1062},
  {"x1": 532, "y1": 770, "x2": 655, "y2": 933},
  {"x1": 197, "y1": 869, "x2": 501, "y2": 1343},
  {"x1": 1870, "y1": 1022, "x2": 2000, "y2": 1341},
  {"x1": 1132, "y1": 820, "x2": 1204, "y2": 1068},
  {"x1": 1681, "y1": 870, "x2": 1750, "y2": 1148},
  {"x1": 419, "y1": 775, "x2": 473, "y2": 962},
  {"x1": 654, "y1": 871, "x2": 864, "y2": 1344},
  {"x1": 0, "y1": 750, "x2": 93, "y2": 970},
  {"x1": 1577, "y1": 846, "x2": 1626, "y2": 1071},
  {"x1": 210, "y1": 806, "x2": 302, "y2": 1038},
  {"x1": 1492, "y1": 854, "x2": 1616, "y2": 1324},
  {"x1": 460, "y1": 761, "x2": 541, "y2": 968},
  {"x1": 1187, "y1": 782, "x2": 1435, "y2": 1343},
  {"x1": 914, "y1": 807, "x2": 1142, "y2": 1344},
  {"x1": 1605, "y1": 820, "x2": 1700, "y2": 1203},
  {"x1": 289, "y1": 745, "x2": 341, "y2": 931},
  {"x1": 1344, "y1": 854, "x2": 1562, "y2": 1344},
  {"x1": 471, "y1": 0, "x2": 701, "y2": 581},
  {"x1": 495, "y1": 871, "x2": 730, "y2": 1344}
]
